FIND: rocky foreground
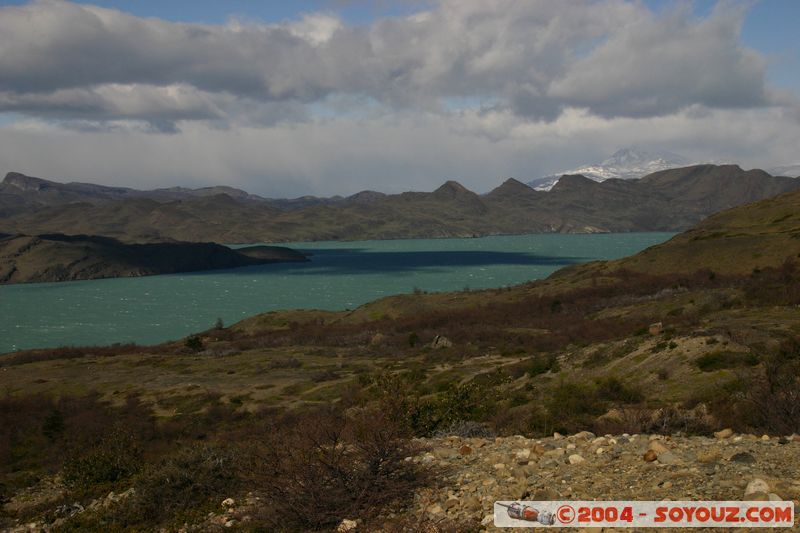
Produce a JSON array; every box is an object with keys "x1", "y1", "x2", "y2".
[
  {"x1": 201, "y1": 430, "x2": 800, "y2": 532},
  {"x1": 5, "y1": 431, "x2": 798, "y2": 532},
  {"x1": 392, "y1": 430, "x2": 800, "y2": 532}
]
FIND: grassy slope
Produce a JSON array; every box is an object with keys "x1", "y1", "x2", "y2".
[{"x1": 3, "y1": 188, "x2": 800, "y2": 418}]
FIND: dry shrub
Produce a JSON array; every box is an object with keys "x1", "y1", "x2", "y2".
[
  {"x1": 743, "y1": 355, "x2": 800, "y2": 434},
  {"x1": 247, "y1": 405, "x2": 432, "y2": 531}
]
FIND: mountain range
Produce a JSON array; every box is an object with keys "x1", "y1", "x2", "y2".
[
  {"x1": 1, "y1": 164, "x2": 798, "y2": 243},
  {"x1": 527, "y1": 147, "x2": 694, "y2": 190}
]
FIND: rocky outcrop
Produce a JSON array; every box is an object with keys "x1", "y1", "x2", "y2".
[{"x1": 400, "y1": 432, "x2": 800, "y2": 529}]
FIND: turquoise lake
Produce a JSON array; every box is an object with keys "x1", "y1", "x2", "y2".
[{"x1": 0, "y1": 233, "x2": 674, "y2": 353}]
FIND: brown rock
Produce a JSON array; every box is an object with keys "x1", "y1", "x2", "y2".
[
  {"x1": 714, "y1": 428, "x2": 734, "y2": 439},
  {"x1": 459, "y1": 445, "x2": 473, "y2": 455},
  {"x1": 643, "y1": 449, "x2": 658, "y2": 462}
]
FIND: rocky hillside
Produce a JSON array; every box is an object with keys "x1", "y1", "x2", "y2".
[
  {"x1": 0, "y1": 233, "x2": 308, "y2": 284},
  {"x1": 390, "y1": 431, "x2": 799, "y2": 531},
  {"x1": 1, "y1": 165, "x2": 798, "y2": 242}
]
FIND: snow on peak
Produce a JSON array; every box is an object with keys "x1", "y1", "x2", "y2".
[{"x1": 528, "y1": 147, "x2": 691, "y2": 191}]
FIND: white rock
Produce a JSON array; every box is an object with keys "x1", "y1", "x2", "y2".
[
  {"x1": 515, "y1": 448, "x2": 531, "y2": 460},
  {"x1": 481, "y1": 514, "x2": 494, "y2": 526},
  {"x1": 221, "y1": 498, "x2": 235, "y2": 508},
  {"x1": 337, "y1": 519, "x2": 359, "y2": 532},
  {"x1": 745, "y1": 479, "x2": 770, "y2": 497},
  {"x1": 568, "y1": 454, "x2": 585, "y2": 465}
]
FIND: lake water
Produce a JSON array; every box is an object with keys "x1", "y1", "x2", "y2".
[{"x1": 0, "y1": 233, "x2": 674, "y2": 353}]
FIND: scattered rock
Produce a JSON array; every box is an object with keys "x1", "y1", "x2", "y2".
[
  {"x1": 714, "y1": 428, "x2": 734, "y2": 439},
  {"x1": 729, "y1": 452, "x2": 756, "y2": 464},
  {"x1": 648, "y1": 440, "x2": 670, "y2": 454},
  {"x1": 656, "y1": 451, "x2": 680, "y2": 465},
  {"x1": 744, "y1": 478, "x2": 771, "y2": 498},
  {"x1": 568, "y1": 454, "x2": 585, "y2": 465},
  {"x1": 431, "y1": 335, "x2": 453, "y2": 349},
  {"x1": 337, "y1": 519, "x2": 358, "y2": 532}
]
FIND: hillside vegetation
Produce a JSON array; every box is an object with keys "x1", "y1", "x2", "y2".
[{"x1": 2, "y1": 189, "x2": 800, "y2": 531}]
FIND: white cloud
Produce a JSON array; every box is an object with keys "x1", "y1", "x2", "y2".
[
  {"x1": 2, "y1": 106, "x2": 799, "y2": 197},
  {"x1": 0, "y1": 0, "x2": 777, "y2": 126}
]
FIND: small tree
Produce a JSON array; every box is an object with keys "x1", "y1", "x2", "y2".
[
  {"x1": 214, "y1": 317, "x2": 224, "y2": 330},
  {"x1": 185, "y1": 336, "x2": 204, "y2": 352}
]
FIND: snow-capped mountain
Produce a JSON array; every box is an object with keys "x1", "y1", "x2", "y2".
[{"x1": 528, "y1": 148, "x2": 691, "y2": 191}]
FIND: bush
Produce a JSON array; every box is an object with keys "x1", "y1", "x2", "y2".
[
  {"x1": 184, "y1": 335, "x2": 204, "y2": 352},
  {"x1": 545, "y1": 380, "x2": 605, "y2": 434},
  {"x1": 595, "y1": 377, "x2": 644, "y2": 403},
  {"x1": 744, "y1": 355, "x2": 800, "y2": 434},
  {"x1": 60, "y1": 444, "x2": 242, "y2": 531},
  {"x1": 432, "y1": 420, "x2": 494, "y2": 439},
  {"x1": 695, "y1": 351, "x2": 758, "y2": 372},
  {"x1": 61, "y1": 428, "x2": 142, "y2": 492},
  {"x1": 248, "y1": 406, "x2": 431, "y2": 531},
  {"x1": 268, "y1": 356, "x2": 302, "y2": 369},
  {"x1": 411, "y1": 382, "x2": 498, "y2": 436}
]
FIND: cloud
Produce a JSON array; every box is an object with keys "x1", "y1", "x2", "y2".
[
  {"x1": 2, "y1": 105, "x2": 799, "y2": 198},
  {"x1": 0, "y1": 0, "x2": 779, "y2": 129},
  {"x1": 0, "y1": 0, "x2": 797, "y2": 198}
]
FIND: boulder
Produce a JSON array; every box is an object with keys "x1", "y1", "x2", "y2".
[{"x1": 431, "y1": 335, "x2": 453, "y2": 349}]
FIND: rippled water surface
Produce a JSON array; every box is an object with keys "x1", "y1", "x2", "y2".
[{"x1": 0, "y1": 233, "x2": 674, "y2": 352}]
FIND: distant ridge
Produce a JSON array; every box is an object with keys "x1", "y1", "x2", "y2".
[
  {"x1": 528, "y1": 147, "x2": 693, "y2": 190},
  {"x1": 1, "y1": 165, "x2": 799, "y2": 243},
  {"x1": 0, "y1": 233, "x2": 308, "y2": 284}
]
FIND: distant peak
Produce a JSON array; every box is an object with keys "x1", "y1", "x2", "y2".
[
  {"x1": 2, "y1": 172, "x2": 52, "y2": 191},
  {"x1": 550, "y1": 174, "x2": 596, "y2": 191},
  {"x1": 487, "y1": 178, "x2": 537, "y2": 197},
  {"x1": 434, "y1": 180, "x2": 473, "y2": 196}
]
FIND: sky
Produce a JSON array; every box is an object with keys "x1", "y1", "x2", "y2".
[{"x1": 0, "y1": 0, "x2": 798, "y2": 197}]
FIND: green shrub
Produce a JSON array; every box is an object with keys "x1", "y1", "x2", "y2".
[
  {"x1": 695, "y1": 351, "x2": 758, "y2": 372},
  {"x1": 61, "y1": 428, "x2": 142, "y2": 492},
  {"x1": 184, "y1": 335, "x2": 204, "y2": 352},
  {"x1": 523, "y1": 354, "x2": 559, "y2": 377},
  {"x1": 595, "y1": 376, "x2": 644, "y2": 403}
]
